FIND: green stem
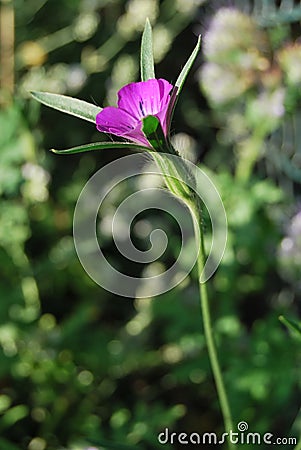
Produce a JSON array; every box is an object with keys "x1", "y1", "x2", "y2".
[
  {"x1": 295, "y1": 437, "x2": 301, "y2": 450},
  {"x1": 191, "y1": 201, "x2": 235, "y2": 449},
  {"x1": 235, "y1": 133, "x2": 264, "y2": 183}
]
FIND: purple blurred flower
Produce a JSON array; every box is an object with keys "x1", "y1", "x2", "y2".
[{"x1": 96, "y1": 78, "x2": 173, "y2": 147}]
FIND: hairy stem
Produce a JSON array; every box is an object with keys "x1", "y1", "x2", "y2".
[{"x1": 191, "y1": 201, "x2": 235, "y2": 449}]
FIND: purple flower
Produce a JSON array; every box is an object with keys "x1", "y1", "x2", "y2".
[{"x1": 96, "y1": 78, "x2": 173, "y2": 148}]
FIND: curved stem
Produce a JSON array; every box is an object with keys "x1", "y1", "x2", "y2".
[{"x1": 191, "y1": 201, "x2": 235, "y2": 449}]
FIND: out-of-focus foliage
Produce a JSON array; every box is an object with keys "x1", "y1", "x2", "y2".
[
  {"x1": 200, "y1": 5, "x2": 301, "y2": 183},
  {"x1": 0, "y1": 0, "x2": 300, "y2": 449}
]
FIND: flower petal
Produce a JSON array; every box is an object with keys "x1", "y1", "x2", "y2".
[
  {"x1": 157, "y1": 78, "x2": 174, "y2": 107},
  {"x1": 123, "y1": 124, "x2": 151, "y2": 147},
  {"x1": 118, "y1": 78, "x2": 173, "y2": 122},
  {"x1": 96, "y1": 106, "x2": 137, "y2": 136},
  {"x1": 96, "y1": 106, "x2": 150, "y2": 147},
  {"x1": 96, "y1": 79, "x2": 173, "y2": 148},
  {"x1": 155, "y1": 103, "x2": 170, "y2": 135}
]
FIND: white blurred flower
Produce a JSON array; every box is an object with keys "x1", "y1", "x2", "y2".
[
  {"x1": 127, "y1": 0, "x2": 158, "y2": 30},
  {"x1": 73, "y1": 12, "x2": 99, "y2": 42},
  {"x1": 21, "y1": 163, "x2": 50, "y2": 202},
  {"x1": 203, "y1": 8, "x2": 268, "y2": 71},
  {"x1": 66, "y1": 64, "x2": 87, "y2": 92},
  {"x1": 278, "y1": 210, "x2": 301, "y2": 286},
  {"x1": 200, "y1": 63, "x2": 251, "y2": 105},
  {"x1": 153, "y1": 25, "x2": 172, "y2": 62},
  {"x1": 117, "y1": 0, "x2": 158, "y2": 38},
  {"x1": 278, "y1": 43, "x2": 301, "y2": 85},
  {"x1": 176, "y1": 0, "x2": 205, "y2": 14},
  {"x1": 247, "y1": 89, "x2": 285, "y2": 131}
]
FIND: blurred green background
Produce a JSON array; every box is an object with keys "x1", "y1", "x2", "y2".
[{"x1": 0, "y1": 0, "x2": 301, "y2": 449}]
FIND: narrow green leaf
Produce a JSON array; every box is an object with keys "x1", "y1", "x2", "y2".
[
  {"x1": 31, "y1": 91, "x2": 101, "y2": 123},
  {"x1": 140, "y1": 18, "x2": 155, "y2": 81},
  {"x1": 167, "y1": 35, "x2": 201, "y2": 130},
  {"x1": 175, "y1": 35, "x2": 201, "y2": 92},
  {"x1": 279, "y1": 315, "x2": 301, "y2": 336},
  {"x1": 51, "y1": 141, "x2": 149, "y2": 155},
  {"x1": 142, "y1": 115, "x2": 167, "y2": 152}
]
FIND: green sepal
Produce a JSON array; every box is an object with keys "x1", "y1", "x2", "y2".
[
  {"x1": 51, "y1": 141, "x2": 149, "y2": 155},
  {"x1": 167, "y1": 35, "x2": 201, "y2": 131},
  {"x1": 140, "y1": 18, "x2": 155, "y2": 81},
  {"x1": 31, "y1": 91, "x2": 101, "y2": 123},
  {"x1": 142, "y1": 115, "x2": 168, "y2": 152}
]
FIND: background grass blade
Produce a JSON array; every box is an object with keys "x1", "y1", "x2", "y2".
[
  {"x1": 31, "y1": 91, "x2": 101, "y2": 123},
  {"x1": 279, "y1": 315, "x2": 301, "y2": 337},
  {"x1": 140, "y1": 18, "x2": 155, "y2": 81}
]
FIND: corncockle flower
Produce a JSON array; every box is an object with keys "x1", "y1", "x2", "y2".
[
  {"x1": 95, "y1": 77, "x2": 195, "y2": 199},
  {"x1": 32, "y1": 24, "x2": 236, "y2": 449},
  {"x1": 96, "y1": 78, "x2": 173, "y2": 148}
]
